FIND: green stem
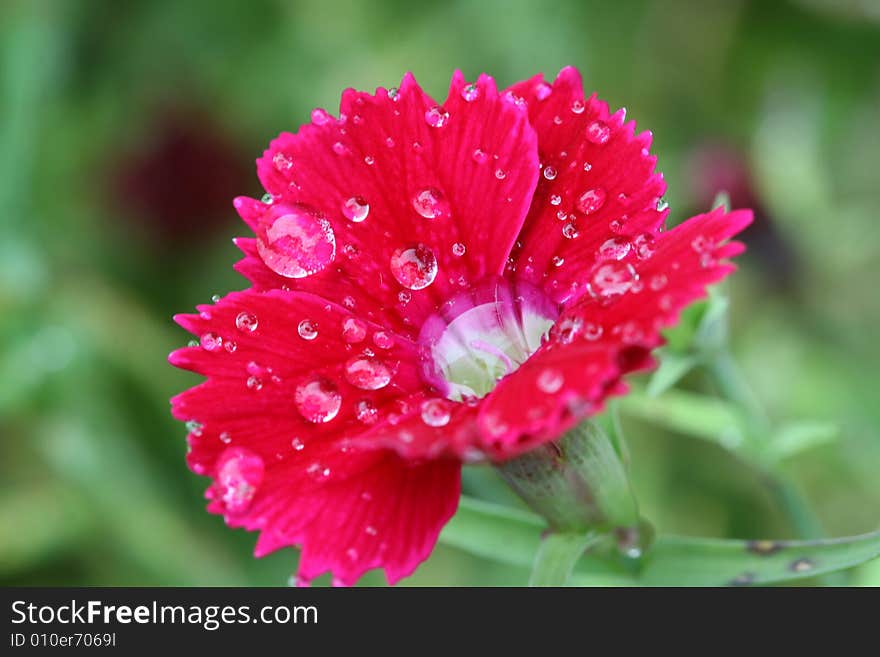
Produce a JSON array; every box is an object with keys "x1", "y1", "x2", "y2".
[{"x1": 530, "y1": 532, "x2": 601, "y2": 586}]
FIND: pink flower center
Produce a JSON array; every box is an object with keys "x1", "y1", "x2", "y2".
[{"x1": 418, "y1": 279, "x2": 559, "y2": 401}]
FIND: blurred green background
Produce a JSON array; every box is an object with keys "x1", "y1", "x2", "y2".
[{"x1": 2, "y1": 0, "x2": 879, "y2": 586}]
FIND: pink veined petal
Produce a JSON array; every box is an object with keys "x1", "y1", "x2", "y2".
[
  {"x1": 504, "y1": 67, "x2": 667, "y2": 305},
  {"x1": 475, "y1": 207, "x2": 752, "y2": 460},
  {"x1": 234, "y1": 71, "x2": 539, "y2": 339}
]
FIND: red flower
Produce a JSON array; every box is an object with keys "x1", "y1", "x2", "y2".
[{"x1": 169, "y1": 67, "x2": 751, "y2": 585}]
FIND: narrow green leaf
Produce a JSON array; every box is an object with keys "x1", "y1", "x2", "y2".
[
  {"x1": 767, "y1": 421, "x2": 839, "y2": 462},
  {"x1": 530, "y1": 532, "x2": 600, "y2": 587},
  {"x1": 623, "y1": 531, "x2": 880, "y2": 586},
  {"x1": 646, "y1": 351, "x2": 700, "y2": 397}
]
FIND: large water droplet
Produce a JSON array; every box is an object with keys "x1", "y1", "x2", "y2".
[
  {"x1": 588, "y1": 261, "x2": 637, "y2": 299},
  {"x1": 425, "y1": 106, "x2": 449, "y2": 128},
  {"x1": 342, "y1": 196, "x2": 369, "y2": 223},
  {"x1": 216, "y1": 448, "x2": 264, "y2": 514},
  {"x1": 256, "y1": 205, "x2": 336, "y2": 278},
  {"x1": 235, "y1": 312, "x2": 258, "y2": 333},
  {"x1": 342, "y1": 317, "x2": 367, "y2": 343},
  {"x1": 390, "y1": 244, "x2": 437, "y2": 290},
  {"x1": 295, "y1": 378, "x2": 342, "y2": 424},
  {"x1": 633, "y1": 233, "x2": 656, "y2": 260},
  {"x1": 461, "y1": 83, "x2": 480, "y2": 102},
  {"x1": 586, "y1": 120, "x2": 611, "y2": 145},
  {"x1": 536, "y1": 368, "x2": 564, "y2": 394},
  {"x1": 576, "y1": 188, "x2": 606, "y2": 215},
  {"x1": 597, "y1": 237, "x2": 631, "y2": 261},
  {"x1": 200, "y1": 332, "x2": 223, "y2": 352},
  {"x1": 344, "y1": 356, "x2": 391, "y2": 390},
  {"x1": 412, "y1": 188, "x2": 449, "y2": 219},
  {"x1": 420, "y1": 398, "x2": 451, "y2": 427},
  {"x1": 373, "y1": 331, "x2": 394, "y2": 350},
  {"x1": 543, "y1": 165, "x2": 558, "y2": 181},
  {"x1": 297, "y1": 319, "x2": 318, "y2": 341}
]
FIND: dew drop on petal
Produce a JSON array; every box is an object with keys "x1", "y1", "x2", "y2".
[
  {"x1": 562, "y1": 223, "x2": 580, "y2": 239},
  {"x1": 291, "y1": 437, "x2": 305, "y2": 451},
  {"x1": 235, "y1": 311, "x2": 258, "y2": 333},
  {"x1": 534, "y1": 82, "x2": 552, "y2": 101},
  {"x1": 495, "y1": 168, "x2": 507, "y2": 180},
  {"x1": 297, "y1": 319, "x2": 318, "y2": 341},
  {"x1": 586, "y1": 120, "x2": 611, "y2": 145},
  {"x1": 425, "y1": 106, "x2": 449, "y2": 128},
  {"x1": 650, "y1": 273, "x2": 668, "y2": 291},
  {"x1": 576, "y1": 188, "x2": 606, "y2": 215},
  {"x1": 472, "y1": 148, "x2": 488, "y2": 164},
  {"x1": 256, "y1": 205, "x2": 336, "y2": 279},
  {"x1": 342, "y1": 196, "x2": 370, "y2": 223},
  {"x1": 219, "y1": 431, "x2": 232, "y2": 444},
  {"x1": 295, "y1": 378, "x2": 342, "y2": 424},
  {"x1": 587, "y1": 261, "x2": 638, "y2": 299},
  {"x1": 633, "y1": 233, "x2": 657, "y2": 260},
  {"x1": 543, "y1": 165, "x2": 557, "y2": 181},
  {"x1": 342, "y1": 317, "x2": 367, "y2": 343},
  {"x1": 550, "y1": 194, "x2": 562, "y2": 206},
  {"x1": 200, "y1": 332, "x2": 223, "y2": 352},
  {"x1": 421, "y1": 398, "x2": 451, "y2": 427},
  {"x1": 373, "y1": 331, "x2": 394, "y2": 349},
  {"x1": 246, "y1": 375, "x2": 263, "y2": 390},
  {"x1": 536, "y1": 368, "x2": 564, "y2": 394},
  {"x1": 452, "y1": 242, "x2": 466, "y2": 257},
  {"x1": 344, "y1": 356, "x2": 391, "y2": 390},
  {"x1": 570, "y1": 98, "x2": 586, "y2": 114},
  {"x1": 597, "y1": 237, "x2": 631, "y2": 261},
  {"x1": 216, "y1": 448, "x2": 264, "y2": 514},
  {"x1": 583, "y1": 322, "x2": 603, "y2": 341},
  {"x1": 355, "y1": 399, "x2": 378, "y2": 425},
  {"x1": 390, "y1": 244, "x2": 437, "y2": 290},
  {"x1": 273, "y1": 152, "x2": 293, "y2": 172},
  {"x1": 412, "y1": 188, "x2": 449, "y2": 219},
  {"x1": 311, "y1": 108, "x2": 331, "y2": 125},
  {"x1": 461, "y1": 83, "x2": 480, "y2": 102}
]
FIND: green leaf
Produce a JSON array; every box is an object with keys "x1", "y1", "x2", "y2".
[
  {"x1": 530, "y1": 532, "x2": 600, "y2": 587},
  {"x1": 646, "y1": 351, "x2": 700, "y2": 397},
  {"x1": 443, "y1": 497, "x2": 880, "y2": 586},
  {"x1": 767, "y1": 421, "x2": 839, "y2": 462},
  {"x1": 618, "y1": 531, "x2": 880, "y2": 586}
]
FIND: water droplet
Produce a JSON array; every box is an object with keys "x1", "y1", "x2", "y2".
[
  {"x1": 365, "y1": 525, "x2": 379, "y2": 536},
  {"x1": 332, "y1": 141, "x2": 349, "y2": 156},
  {"x1": 633, "y1": 233, "x2": 656, "y2": 259},
  {"x1": 586, "y1": 120, "x2": 611, "y2": 145},
  {"x1": 256, "y1": 205, "x2": 336, "y2": 278},
  {"x1": 388, "y1": 87, "x2": 400, "y2": 102},
  {"x1": 543, "y1": 165, "x2": 557, "y2": 181},
  {"x1": 583, "y1": 161, "x2": 592, "y2": 172},
  {"x1": 216, "y1": 448, "x2": 264, "y2": 513},
  {"x1": 219, "y1": 431, "x2": 232, "y2": 444},
  {"x1": 235, "y1": 311, "x2": 258, "y2": 333},
  {"x1": 200, "y1": 332, "x2": 223, "y2": 352},
  {"x1": 576, "y1": 187, "x2": 606, "y2": 215},
  {"x1": 562, "y1": 223, "x2": 580, "y2": 239},
  {"x1": 570, "y1": 99, "x2": 585, "y2": 114},
  {"x1": 186, "y1": 420, "x2": 203, "y2": 436},
  {"x1": 373, "y1": 331, "x2": 394, "y2": 349},
  {"x1": 588, "y1": 261, "x2": 638, "y2": 298},
  {"x1": 311, "y1": 108, "x2": 331, "y2": 125},
  {"x1": 425, "y1": 106, "x2": 449, "y2": 128},
  {"x1": 495, "y1": 168, "x2": 507, "y2": 180},
  {"x1": 649, "y1": 274, "x2": 668, "y2": 291},
  {"x1": 583, "y1": 322, "x2": 603, "y2": 341},
  {"x1": 297, "y1": 319, "x2": 318, "y2": 341},
  {"x1": 472, "y1": 148, "x2": 488, "y2": 164},
  {"x1": 342, "y1": 196, "x2": 369, "y2": 223},
  {"x1": 295, "y1": 378, "x2": 342, "y2": 424},
  {"x1": 598, "y1": 237, "x2": 631, "y2": 261},
  {"x1": 552, "y1": 255, "x2": 564, "y2": 267},
  {"x1": 273, "y1": 152, "x2": 293, "y2": 172},
  {"x1": 397, "y1": 290, "x2": 411, "y2": 304},
  {"x1": 342, "y1": 317, "x2": 367, "y2": 343},
  {"x1": 344, "y1": 356, "x2": 391, "y2": 390},
  {"x1": 550, "y1": 194, "x2": 562, "y2": 206},
  {"x1": 421, "y1": 398, "x2": 451, "y2": 427},
  {"x1": 355, "y1": 399, "x2": 379, "y2": 424},
  {"x1": 461, "y1": 83, "x2": 480, "y2": 102},
  {"x1": 261, "y1": 193, "x2": 274, "y2": 204},
  {"x1": 291, "y1": 437, "x2": 305, "y2": 451},
  {"x1": 246, "y1": 375, "x2": 263, "y2": 390},
  {"x1": 363, "y1": 155, "x2": 374, "y2": 166},
  {"x1": 534, "y1": 82, "x2": 552, "y2": 101},
  {"x1": 224, "y1": 340, "x2": 237, "y2": 353},
  {"x1": 211, "y1": 294, "x2": 221, "y2": 303},
  {"x1": 536, "y1": 368, "x2": 564, "y2": 393},
  {"x1": 412, "y1": 188, "x2": 449, "y2": 219},
  {"x1": 390, "y1": 244, "x2": 437, "y2": 290}
]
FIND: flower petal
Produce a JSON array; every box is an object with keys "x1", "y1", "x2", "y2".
[
  {"x1": 505, "y1": 67, "x2": 667, "y2": 305},
  {"x1": 477, "y1": 206, "x2": 752, "y2": 460},
  {"x1": 169, "y1": 288, "x2": 462, "y2": 584},
  {"x1": 235, "y1": 71, "x2": 539, "y2": 337}
]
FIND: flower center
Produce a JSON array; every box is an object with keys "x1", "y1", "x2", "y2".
[{"x1": 418, "y1": 279, "x2": 559, "y2": 401}]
